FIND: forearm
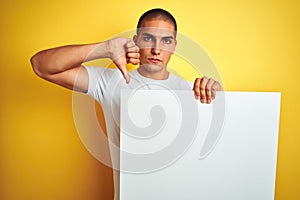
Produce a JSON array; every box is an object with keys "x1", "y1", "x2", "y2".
[
  {"x1": 31, "y1": 42, "x2": 108, "y2": 77},
  {"x1": 30, "y1": 38, "x2": 139, "y2": 89}
]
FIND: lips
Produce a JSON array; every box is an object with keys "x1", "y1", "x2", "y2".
[{"x1": 148, "y1": 58, "x2": 162, "y2": 63}]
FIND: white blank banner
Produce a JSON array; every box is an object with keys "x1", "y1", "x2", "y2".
[{"x1": 120, "y1": 91, "x2": 281, "y2": 200}]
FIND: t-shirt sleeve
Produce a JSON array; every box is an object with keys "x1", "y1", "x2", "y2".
[
  {"x1": 84, "y1": 66, "x2": 124, "y2": 104},
  {"x1": 84, "y1": 66, "x2": 106, "y2": 103}
]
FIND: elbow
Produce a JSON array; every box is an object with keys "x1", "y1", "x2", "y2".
[{"x1": 30, "y1": 53, "x2": 46, "y2": 78}]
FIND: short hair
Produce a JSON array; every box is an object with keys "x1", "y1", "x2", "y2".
[{"x1": 137, "y1": 8, "x2": 177, "y2": 35}]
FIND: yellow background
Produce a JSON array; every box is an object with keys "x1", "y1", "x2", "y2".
[{"x1": 1, "y1": 0, "x2": 299, "y2": 199}]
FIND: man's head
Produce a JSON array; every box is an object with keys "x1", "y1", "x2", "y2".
[
  {"x1": 136, "y1": 8, "x2": 177, "y2": 36},
  {"x1": 134, "y1": 8, "x2": 178, "y2": 75}
]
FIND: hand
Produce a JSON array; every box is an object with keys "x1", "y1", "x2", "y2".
[
  {"x1": 106, "y1": 38, "x2": 140, "y2": 83},
  {"x1": 193, "y1": 77, "x2": 223, "y2": 104}
]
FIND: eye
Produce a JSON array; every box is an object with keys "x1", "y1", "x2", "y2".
[
  {"x1": 162, "y1": 38, "x2": 173, "y2": 44},
  {"x1": 143, "y1": 36, "x2": 153, "y2": 42}
]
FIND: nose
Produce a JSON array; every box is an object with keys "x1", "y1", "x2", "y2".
[{"x1": 151, "y1": 41, "x2": 161, "y2": 55}]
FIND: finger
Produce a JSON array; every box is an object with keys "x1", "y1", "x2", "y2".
[
  {"x1": 126, "y1": 52, "x2": 140, "y2": 65},
  {"x1": 205, "y1": 78, "x2": 215, "y2": 104},
  {"x1": 200, "y1": 76, "x2": 208, "y2": 103},
  {"x1": 125, "y1": 39, "x2": 135, "y2": 47},
  {"x1": 127, "y1": 45, "x2": 140, "y2": 53},
  {"x1": 125, "y1": 40, "x2": 138, "y2": 50},
  {"x1": 126, "y1": 57, "x2": 140, "y2": 65},
  {"x1": 211, "y1": 81, "x2": 222, "y2": 100},
  {"x1": 120, "y1": 64, "x2": 130, "y2": 83},
  {"x1": 213, "y1": 81, "x2": 223, "y2": 91},
  {"x1": 193, "y1": 78, "x2": 201, "y2": 100},
  {"x1": 115, "y1": 57, "x2": 130, "y2": 83},
  {"x1": 211, "y1": 84, "x2": 217, "y2": 100},
  {"x1": 126, "y1": 52, "x2": 140, "y2": 59}
]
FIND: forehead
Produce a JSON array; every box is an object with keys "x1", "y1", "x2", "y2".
[{"x1": 138, "y1": 19, "x2": 176, "y2": 37}]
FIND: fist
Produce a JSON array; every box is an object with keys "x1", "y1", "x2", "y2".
[{"x1": 106, "y1": 38, "x2": 140, "y2": 83}]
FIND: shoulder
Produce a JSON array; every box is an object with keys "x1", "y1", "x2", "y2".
[
  {"x1": 84, "y1": 66, "x2": 122, "y2": 101},
  {"x1": 85, "y1": 66, "x2": 115, "y2": 78},
  {"x1": 85, "y1": 66, "x2": 124, "y2": 84},
  {"x1": 169, "y1": 72, "x2": 193, "y2": 90}
]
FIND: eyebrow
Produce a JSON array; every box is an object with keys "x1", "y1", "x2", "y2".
[{"x1": 142, "y1": 33, "x2": 175, "y2": 40}]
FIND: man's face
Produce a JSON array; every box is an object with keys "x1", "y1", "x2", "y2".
[{"x1": 134, "y1": 19, "x2": 177, "y2": 73}]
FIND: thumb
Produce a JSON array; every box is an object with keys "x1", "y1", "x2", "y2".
[
  {"x1": 120, "y1": 64, "x2": 130, "y2": 84},
  {"x1": 115, "y1": 57, "x2": 130, "y2": 83}
]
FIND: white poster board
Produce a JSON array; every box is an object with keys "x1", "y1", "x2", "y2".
[{"x1": 120, "y1": 91, "x2": 281, "y2": 200}]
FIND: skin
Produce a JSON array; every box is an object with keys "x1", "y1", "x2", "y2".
[
  {"x1": 134, "y1": 19, "x2": 176, "y2": 80},
  {"x1": 30, "y1": 18, "x2": 222, "y2": 103}
]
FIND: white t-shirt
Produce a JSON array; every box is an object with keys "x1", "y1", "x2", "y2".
[
  {"x1": 85, "y1": 66, "x2": 193, "y2": 200},
  {"x1": 86, "y1": 67, "x2": 193, "y2": 144}
]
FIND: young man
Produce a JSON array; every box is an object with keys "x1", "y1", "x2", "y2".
[{"x1": 31, "y1": 8, "x2": 222, "y2": 200}]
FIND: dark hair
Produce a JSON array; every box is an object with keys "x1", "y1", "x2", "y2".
[{"x1": 137, "y1": 8, "x2": 177, "y2": 34}]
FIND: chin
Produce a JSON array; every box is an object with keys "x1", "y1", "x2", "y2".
[{"x1": 140, "y1": 63, "x2": 166, "y2": 73}]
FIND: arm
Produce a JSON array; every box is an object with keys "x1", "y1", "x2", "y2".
[{"x1": 30, "y1": 38, "x2": 140, "y2": 92}]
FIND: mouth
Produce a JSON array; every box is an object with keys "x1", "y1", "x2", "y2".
[{"x1": 148, "y1": 58, "x2": 162, "y2": 63}]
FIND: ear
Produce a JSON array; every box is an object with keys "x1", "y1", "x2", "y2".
[{"x1": 171, "y1": 39, "x2": 177, "y2": 54}]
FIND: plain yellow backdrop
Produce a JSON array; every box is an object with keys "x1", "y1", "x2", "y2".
[{"x1": 0, "y1": 0, "x2": 299, "y2": 199}]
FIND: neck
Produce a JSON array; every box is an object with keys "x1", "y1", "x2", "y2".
[{"x1": 137, "y1": 65, "x2": 169, "y2": 80}]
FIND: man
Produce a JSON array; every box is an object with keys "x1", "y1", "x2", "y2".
[{"x1": 31, "y1": 8, "x2": 222, "y2": 200}]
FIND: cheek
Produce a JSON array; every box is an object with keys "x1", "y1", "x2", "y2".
[
  {"x1": 162, "y1": 52, "x2": 172, "y2": 62},
  {"x1": 139, "y1": 48, "x2": 150, "y2": 58},
  {"x1": 139, "y1": 47, "x2": 150, "y2": 53},
  {"x1": 138, "y1": 49, "x2": 148, "y2": 64}
]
